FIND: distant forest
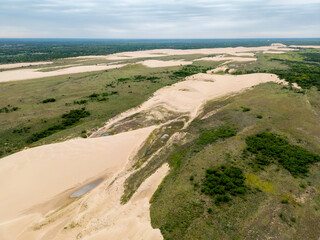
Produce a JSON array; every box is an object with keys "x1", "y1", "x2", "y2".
[{"x1": 1, "y1": 38, "x2": 320, "y2": 64}]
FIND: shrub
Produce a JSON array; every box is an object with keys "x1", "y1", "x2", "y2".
[
  {"x1": 241, "y1": 107, "x2": 251, "y2": 112},
  {"x1": 27, "y1": 108, "x2": 90, "y2": 143},
  {"x1": 197, "y1": 125, "x2": 237, "y2": 146},
  {"x1": 245, "y1": 132, "x2": 320, "y2": 176},
  {"x1": 201, "y1": 165, "x2": 246, "y2": 205},
  {"x1": 42, "y1": 98, "x2": 56, "y2": 103},
  {"x1": 256, "y1": 115, "x2": 263, "y2": 119},
  {"x1": 74, "y1": 99, "x2": 87, "y2": 105}
]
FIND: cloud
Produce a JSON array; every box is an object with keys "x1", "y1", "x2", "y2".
[{"x1": 0, "y1": 0, "x2": 319, "y2": 38}]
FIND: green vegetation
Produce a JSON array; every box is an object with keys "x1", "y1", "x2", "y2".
[
  {"x1": 0, "y1": 62, "x2": 209, "y2": 157},
  {"x1": 150, "y1": 83, "x2": 320, "y2": 240},
  {"x1": 201, "y1": 166, "x2": 246, "y2": 205},
  {"x1": 245, "y1": 132, "x2": 320, "y2": 176},
  {"x1": 27, "y1": 108, "x2": 90, "y2": 143},
  {"x1": 232, "y1": 49, "x2": 320, "y2": 89},
  {"x1": 197, "y1": 125, "x2": 237, "y2": 146},
  {"x1": 241, "y1": 107, "x2": 251, "y2": 112},
  {"x1": 3, "y1": 39, "x2": 320, "y2": 64},
  {"x1": 0, "y1": 105, "x2": 19, "y2": 113},
  {"x1": 42, "y1": 98, "x2": 56, "y2": 103}
]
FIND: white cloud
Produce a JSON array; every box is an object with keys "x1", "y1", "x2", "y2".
[{"x1": 0, "y1": 0, "x2": 319, "y2": 37}]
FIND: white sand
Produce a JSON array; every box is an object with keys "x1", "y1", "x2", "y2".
[
  {"x1": 0, "y1": 127, "x2": 154, "y2": 223},
  {"x1": 0, "y1": 46, "x2": 293, "y2": 240},
  {"x1": 139, "y1": 59, "x2": 193, "y2": 68},
  {"x1": 68, "y1": 44, "x2": 294, "y2": 61},
  {"x1": 0, "y1": 64, "x2": 126, "y2": 83},
  {"x1": 289, "y1": 45, "x2": 320, "y2": 49},
  {"x1": 263, "y1": 51, "x2": 286, "y2": 54},
  {"x1": 0, "y1": 62, "x2": 53, "y2": 70},
  {"x1": 0, "y1": 44, "x2": 295, "y2": 83},
  {"x1": 195, "y1": 56, "x2": 257, "y2": 62}
]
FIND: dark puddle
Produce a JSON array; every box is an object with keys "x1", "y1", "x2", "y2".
[{"x1": 70, "y1": 178, "x2": 103, "y2": 198}]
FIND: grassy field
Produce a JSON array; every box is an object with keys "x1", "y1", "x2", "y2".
[
  {"x1": 0, "y1": 61, "x2": 221, "y2": 157},
  {"x1": 150, "y1": 83, "x2": 320, "y2": 240}
]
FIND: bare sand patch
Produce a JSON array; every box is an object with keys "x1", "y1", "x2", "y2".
[
  {"x1": 195, "y1": 55, "x2": 257, "y2": 62},
  {"x1": 0, "y1": 64, "x2": 126, "y2": 83},
  {"x1": 0, "y1": 127, "x2": 154, "y2": 221},
  {"x1": 69, "y1": 44, "x2": 295, "y2": 61},
  {"x1": 263, "y1": 51, "x2": 286, "y2": 54},
  {"x1": 289, "y1": 45, "x2": 320, "y2": 49},
  {"x1": 0, "y1": 71, "x2": 285, "y2": 240},
  {"x1": 0, "y1": 62, "x2": 53, "y2": 70},
  {"x1": 139, "y1": 59, "x2": 193, "y2": 68}
]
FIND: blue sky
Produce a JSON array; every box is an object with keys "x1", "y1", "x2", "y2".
[{"x1": 0, "y1": 0, "x2": 319, "y2": 38}]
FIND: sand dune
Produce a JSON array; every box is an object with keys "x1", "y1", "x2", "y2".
[
  {"x1": 139, "y1": 59, "x2": 193, "y2": 68},
  {"x1": 0, "y1": 64, "x2": 126, "y2": 83},
  {"x1": 195, "y1": 56, "x2": 257, "y2": 62},
  {"x1": 67, "y1": 44, "x2": 294, "y2": 61},
  {"x1": 0, "y1": 46, "x2": 292, "y2": 240},
  {"x1": 289, "y1": 45, "x2": 320, "y2": 49},
  {"x1": 0, "y1": 62, "x2": 53, "y2": 70}
]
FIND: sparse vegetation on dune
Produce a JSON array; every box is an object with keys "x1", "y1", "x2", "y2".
[{"x1": 150, "y1": 83, "x2": 320, "y2": 240}]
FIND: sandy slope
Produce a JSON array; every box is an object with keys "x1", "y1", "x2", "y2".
[
  {"x1": 0, "y1": 46, "x2": 292, "y2": 240},
  {"x1": 0, "y1": 62, "x2": 53, "y2": 70},
  {"x1": 0, "y1": 127, "x2": 155, "y2": 239},
  {"x1": 0, "y1": 44, "x2": 295, "y2": 83},
  {"x1": 289, "y1": 45, "x2": 320, "y2": 49},
  {"x1": 0, "y1": 64, "x2": 126, "y2": 83},
  {"x1": 139, "y1": 59, "x2": 193, "y2": 68},
  {"x1": 195, "y1": 56, "x2": 257, "y2": 62}
]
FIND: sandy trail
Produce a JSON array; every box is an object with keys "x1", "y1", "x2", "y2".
[
  {"x1": 0, "y1": 64, "x2": 126, "y2": 83},
  {"x1": 0, "y1": 62, "x2": 53, "y2": 70}
]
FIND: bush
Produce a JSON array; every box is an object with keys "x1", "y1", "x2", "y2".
[
  {"x1": 42, "y1": 98, "x2": 56, "y2": 103},
  {"x1": 245, "y1": 132, "x2": 320, "y2": 176},
  {"x1": 241, "y1": 107, "x2": 251, "y2": 112},
  {"x1": 27, "y1": 108, "x2": 90, "y2": 143},
  {"x1": 256, "y1": 115, "x2": 263, "y2": 119},
  {"x1": 197, "y1": 125, "x2": 237, "y2": 146},
  {"x1": 201, "y1": 165, "x2": 246, "y2": 205}
]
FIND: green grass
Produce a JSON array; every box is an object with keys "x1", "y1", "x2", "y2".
[
  {"x1": 150, "y1": 82, "x2": 320, "y2": 240},
  {"x1": 0, "y1": 63, "x2": 196, "y2": 157}
]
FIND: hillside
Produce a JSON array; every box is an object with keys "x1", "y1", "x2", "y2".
[{"x1": 0, "y1": 45, "x2": 320, "y2": 240}]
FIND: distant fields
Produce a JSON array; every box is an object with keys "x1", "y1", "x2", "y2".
[{"x1": 1, "y1": 38, "x2": 320, "y2": 64}]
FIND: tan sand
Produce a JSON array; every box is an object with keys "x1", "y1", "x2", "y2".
[
  {"x1": 195, "y1": 55, "x2": 257, "y2": 62},
  {"x1": 68, "y1": 44, "x2": 294, "y2": 61},
  {"x1": 84, "y1": 164, "x2": 169, "y2": 240},
  {"x1": 0, "y1": 64, "x2": 126, "y2": 83},
  {"x1": 0, "y1": 62, "x2": 53, "y2": 70},
  {"x1": 263, "y1": 51, "x2": 286, "y2": 54},
  {"x1": 289, "y1": 45, "x2": 320, "y2": 49},
  {"x1": 0, "y1": 127, "x2": 154, "y2": 222},
  {"x1": 0, "y1": 44, "x2": 295, "y2": 83},
  {"x1": 139, "y1": 59, "x2": 193, "y2": 68},
  {"x1": 0, "y1": 46, "x2": 293, "y2": 240}
]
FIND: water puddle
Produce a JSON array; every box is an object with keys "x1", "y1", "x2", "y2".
[{"x1": 70, "y1": 178, "x2": 103, "y2": 198}]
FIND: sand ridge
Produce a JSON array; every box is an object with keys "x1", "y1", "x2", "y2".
[
  {"x1": 0, "y1": 64, "x2": 126, "y2": 83},
  {"x1": 0, "y1": 62, "x2": 53, "y2": 70},
  {"x1": 138, "y1": 59, "x2": 193, "y2": 68},
  {"x1": 0, "y1": 46, "x2": 295, "y2": 240}
]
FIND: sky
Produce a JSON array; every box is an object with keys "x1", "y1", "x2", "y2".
[{"x1": 0, "y1": 0, "x2": 319, "y2": 38}]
